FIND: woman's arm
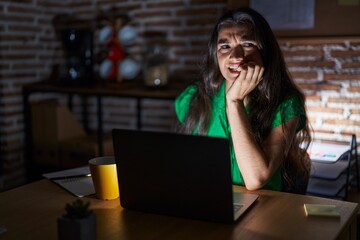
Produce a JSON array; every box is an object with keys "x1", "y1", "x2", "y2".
[
  {"x1": 227, "y1": 100, "x2": 299, "y2": 190},
  {"x1": 225, "y1": 63, "x2": 299, "y2": 190}
]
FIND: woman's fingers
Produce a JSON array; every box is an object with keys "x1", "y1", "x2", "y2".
[
  {"x1": 257, "y1": 66, "x2": 264, "y2": 82},
  {"x1": 227, "y1": 62, "x2": 264, "y2": 101},
  {"x1": 238, "y1": 64, "x2": 248, "y2": 83},
  {"x1": 246, "y1": 62, "x2": 264, "y2": 84}
]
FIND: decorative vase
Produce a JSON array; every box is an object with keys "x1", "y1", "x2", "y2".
[
  {"x1": 143, "y1": 31, "x2": 168, "y2": 88},
  {"x1": 57, "y1": 213, "x2": 96, "y2": 240}
]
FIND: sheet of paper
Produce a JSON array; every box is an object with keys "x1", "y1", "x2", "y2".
[
  {"x1": 43, "y1": 166, "x2": 95, "y2": 197},
  {"x1": 250, "y1": 0, "x2": 315, "y2": 30},
  {"x1": 307, "y1": 142, "x2": 350, "y2": 163},
  {"x1": 304, "y1": 204, "x2": 340, "y2": 217}
]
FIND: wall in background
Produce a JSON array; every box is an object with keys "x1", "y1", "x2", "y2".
[
  {"x1": 0, "y1": 0, "x2": 227, "y2": 190},
  {"x1": 0, "y1": 0, "x2": 359, "y2": 190},
  {"x1": 280, "y1": 38, "x2": 360, "y2": 142},
  {"x1": 1, "y1": 0, "x2": 68, "y2": 189}
]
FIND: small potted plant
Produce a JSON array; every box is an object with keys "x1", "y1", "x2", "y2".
[{"x1": 58, "y1": 199, "x2": 96, "y2": 240}]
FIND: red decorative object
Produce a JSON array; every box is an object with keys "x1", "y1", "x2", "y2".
[
  {"x1": 107, "y1": 39, "x2": 125, "y2": 80},
  {"x1": 97, "y1": 10, "x2": 138, "y2": 82}
]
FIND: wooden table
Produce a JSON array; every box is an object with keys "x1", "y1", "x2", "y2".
[{"x1": 0, "y1": 180, "x2": 358, "y2": 240}]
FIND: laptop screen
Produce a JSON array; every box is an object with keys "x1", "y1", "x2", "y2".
[{"x1": 112, "y1": 129, "x2": 244, "y2": 223}]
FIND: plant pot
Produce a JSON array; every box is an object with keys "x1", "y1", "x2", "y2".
[{"x1": 58, "y1": 213, "x2": 96, "y2": 240}]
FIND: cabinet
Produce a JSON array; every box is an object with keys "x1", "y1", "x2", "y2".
[{"x1": 22, "y1": 81, "x2": 185, "y2": 181}]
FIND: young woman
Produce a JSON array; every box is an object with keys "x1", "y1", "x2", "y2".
[{"x1": 174, "y1": 8, "x2": 312, "y2": 192}]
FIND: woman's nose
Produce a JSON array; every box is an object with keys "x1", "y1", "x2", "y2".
[{"x1": 230, "y1": 45, "x2": 244, "y2": 59}]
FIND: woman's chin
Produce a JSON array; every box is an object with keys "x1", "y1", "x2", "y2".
[
  {"x1": 225, "y1": 76, "x2": 237, "y2": 83},
  {"x1": 227, "y1": 72, "x2": 240, "y2": 80}
]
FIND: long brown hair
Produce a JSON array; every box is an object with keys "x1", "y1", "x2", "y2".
[{"x1": 178, "y1": 8, "x2": 312, "y2": 188}]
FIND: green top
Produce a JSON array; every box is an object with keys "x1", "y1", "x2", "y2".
[{"x1": 174, "y1": 81, "x2": 306, "y2": 191}]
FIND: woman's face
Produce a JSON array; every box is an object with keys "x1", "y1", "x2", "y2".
[{"x1": 217, "y1": 25, "x2": 263, "y2": 83}]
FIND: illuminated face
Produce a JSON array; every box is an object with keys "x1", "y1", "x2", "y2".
[{"x1": 217, "y1": 25, "x2": 263, "y2": 83}]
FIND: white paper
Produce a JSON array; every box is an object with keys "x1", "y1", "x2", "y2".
[
  {"x1": 250, "y1": 0, "x2": 315, "y2": 30},
  {"x1": 43, "y1": 166, "x2": 95, "y2": 197},
  {"x1": 307, "y1": 142, "x2": 350, "y2": 163}
]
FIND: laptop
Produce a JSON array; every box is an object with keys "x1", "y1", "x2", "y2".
[{"x1": 112, "y1": 128, "x2": 258, "y2": 223}]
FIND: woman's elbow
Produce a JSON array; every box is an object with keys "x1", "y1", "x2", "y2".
[{"x1": 243, "y1": 178, "x2": 267, "y2": 191}]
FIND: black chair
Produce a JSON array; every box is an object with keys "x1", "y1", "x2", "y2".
[
  {"x1": 281, "y1": 150, "x2": 310, "y2": 195},
  {"x1": 282, "y1": 171, "x2": 309, "y2": 195}
]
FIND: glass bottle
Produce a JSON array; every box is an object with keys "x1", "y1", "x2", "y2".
[{"x1": 143, "y1": 32, "x2": 168, "y2": 87}]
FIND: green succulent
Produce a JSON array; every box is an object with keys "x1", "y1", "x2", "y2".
[{"x1": 63, "y1": 199, "x2": 93, "y2": 220}]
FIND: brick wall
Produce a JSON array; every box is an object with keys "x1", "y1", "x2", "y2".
[
  {"x1": 280, "y1": 38, "x2": 360, "y2": 142},
  {"x1": 0, "y1": 0, "x2": 359, "y2": 190},
  {"x1": 0, "y1": 0, "x2": 68, "y2": 189}
]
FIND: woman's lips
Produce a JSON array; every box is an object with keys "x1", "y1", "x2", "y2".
[
  {"x1": 228, "y1": 64, "x2": 240, "y2": 70},
  {"x1": 228, "y1": 65, "x2": 240, "y2": 75},
  {"x1": 228, "y1": 69, "x2": 240, "y2": 79}
]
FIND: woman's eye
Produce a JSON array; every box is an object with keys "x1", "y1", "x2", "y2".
[
  {"x1": 219, "y1": 44, "x2": 230, "y2": 49},
  {"x1": 242, "y1": 42, "x2": 256, "y2": 48},
  {"x1": 218, "y1": 44, "x2": 231, "y2": 52}
]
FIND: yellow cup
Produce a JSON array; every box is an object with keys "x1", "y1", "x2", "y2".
[{"x1": 89, "y1": 156, "x2": 119, "y2": 200}]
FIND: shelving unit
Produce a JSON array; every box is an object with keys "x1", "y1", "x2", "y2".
[{"x1": 306, "y1": 135, "x2": 359, "y2": 200}]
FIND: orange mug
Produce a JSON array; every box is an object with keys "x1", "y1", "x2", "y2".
[{"x1": 89, "y1": 156, "x2": 119, "y2": 200}]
